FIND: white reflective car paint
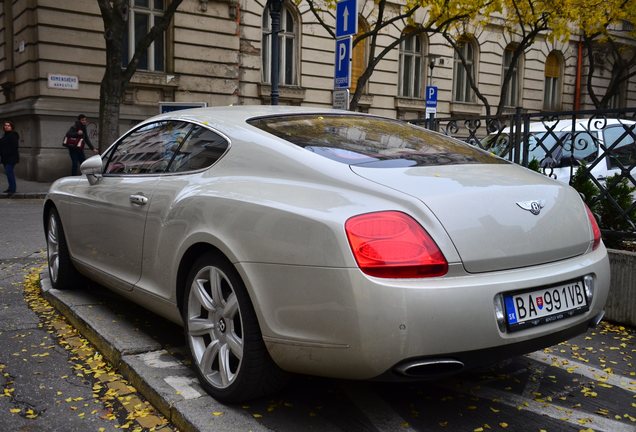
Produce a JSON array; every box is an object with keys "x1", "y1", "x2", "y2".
[{"x1": 44, "y1": 106, "x2": 610, "y2": 402}]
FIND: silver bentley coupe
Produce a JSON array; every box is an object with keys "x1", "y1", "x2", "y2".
[{"x1": 44, "y1": 106, "x2": 610, "y2": 402}]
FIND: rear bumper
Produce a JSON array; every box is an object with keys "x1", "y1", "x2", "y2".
[
  {"x1": 237, "y1": 245, "x2": 610, "y2": 380},
  {"x1": 376, "y1": 313, "x2": 602, "y2": 381}
]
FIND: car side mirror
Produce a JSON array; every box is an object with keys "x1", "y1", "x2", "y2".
[{"x1": 80, "y1": 154, "x2": 103, "y2": 185}]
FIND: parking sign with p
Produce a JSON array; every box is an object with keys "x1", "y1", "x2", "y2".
[{"x1": 334, "y1": 36, "x2": 352, "y2": 89}]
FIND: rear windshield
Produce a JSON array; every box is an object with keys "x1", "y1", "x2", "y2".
[{"x1": 248, "y1": 114, "x2": 506, "y2": 168}]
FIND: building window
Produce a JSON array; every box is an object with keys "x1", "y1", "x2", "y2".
[
  {"x1": 399, "y1": 29, "x2": 425, "y2": 98},
  {"x1": 123, "y1": 0, "x2": 166, "y2": 72},
  {"x1": 262, "y1": 2, "x2": 299, "y2": 85},
  {"x1": 503, "y1": 44, "x2": 521, "y2": 107},
  {"x1": 543, "y1": 51, "x2": 562, "y2": 111},
  {"x1": 608, "y1": 64, "x2": 627, "y2": 109},
  {"x1": 453, "y1": 38, "x2": 475, "y2": 103}
]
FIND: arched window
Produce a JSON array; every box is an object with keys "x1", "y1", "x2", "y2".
[
  {"x1": 262, "y1": 2, "x2": 299, "y2": 85},
  {"x1": 453, "y1": 37, "x2": 476, "y2": 103},
  {"x1": 399, "y1": 28, "x2": 426, "y2": 98},
  {"x1": 351, "y1": 17, "x2": 369, "y2": 94},
  {"x1": 503, "y1": 44, "x2": 522, "y2": 107},
  {"x1": 543, "y1": 51, "x2": 562, "y2": 110}
]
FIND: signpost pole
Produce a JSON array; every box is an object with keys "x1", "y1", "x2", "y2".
[{"x1": 333, "y1": 0, "x2": 357, "y2": 110}]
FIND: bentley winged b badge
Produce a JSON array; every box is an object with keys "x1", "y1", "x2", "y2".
[{"x1": 516, "y1": 200, "x2": 545, "y2": 215}]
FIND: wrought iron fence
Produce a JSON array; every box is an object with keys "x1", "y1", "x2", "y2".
[{"x1": 411, "y1": 108, "x2": 636, "y2": 244}]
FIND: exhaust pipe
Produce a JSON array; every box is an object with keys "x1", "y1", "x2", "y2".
[{"x1": 395, "y1": 359, "x2": 464, "y2": 377}]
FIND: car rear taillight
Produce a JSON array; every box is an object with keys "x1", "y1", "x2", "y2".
[
  {"x1": 585, "y1": 205, "x2": 601, "y2": 251},
  {"x1": 345, "y1": 211, "x2": 448, "y2": 278}
]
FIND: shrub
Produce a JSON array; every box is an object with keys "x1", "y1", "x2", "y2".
[
  {"x1": 570, "y1": 163, "x2": 600, "y2": 214},
  {"x1": 597, "y1": 174, "x2": 636, "y2": 232}
]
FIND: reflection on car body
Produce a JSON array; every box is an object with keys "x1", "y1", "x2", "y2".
[{"x1": 44, "y1": 106, "x2": 610, "y2": 402}]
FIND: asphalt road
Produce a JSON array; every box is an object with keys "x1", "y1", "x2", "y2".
[
  {"x1": 1, "y1": 198, "x2": 635, "y2": 432},
  {"x1": 0, "y1": 199, "x2": 175, "y2": 431}
]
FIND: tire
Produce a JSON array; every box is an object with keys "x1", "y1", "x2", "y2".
[
  {"x1": 182, "y1": 252, "x2": 288, "y2": 403},
  {"x1": 46, "y1": 207, "x2": 82, "y2": 290}
]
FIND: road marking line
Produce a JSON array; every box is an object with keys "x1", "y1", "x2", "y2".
[
  {"x1": 521, "y1": 362, "x2": 546, "y2": 399},
  {"x1": 527, "y1": 351, "x2": 636, "y2": 394},
  {"x1": 468, "y1": 385, "x2": 633, "y2": 432},
  {"x1": 341, "y1": 384, "x2": 417, "y2": 432},
  {"x1": 164, "y1": 376, "x2": 202, "y2": 400}
]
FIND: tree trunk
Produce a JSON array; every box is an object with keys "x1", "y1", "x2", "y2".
[
  {"x1": 96, "y1": 0, "x2": 183, "y2": 151},
  {"x1": 99, "y1": 77, "x2": 124, "y2": 152}
]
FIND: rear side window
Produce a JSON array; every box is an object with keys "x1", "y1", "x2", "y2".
[
  {"x1": 169, "y1": 126, "x2": 228, "y2": 173},
  {"x1": 248, "y1": 114, "x2": 505, "y2": 167},
  {"x1": 603, "y1": 124, "x2": 636, "y2": 169},
  {"x1": 563, "y1": 131, "x2": 598, "y2": 163}
]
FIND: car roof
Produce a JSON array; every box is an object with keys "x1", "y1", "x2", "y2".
[{"x1": 141, "y1": 105, "x2": 357, "y2": 128}]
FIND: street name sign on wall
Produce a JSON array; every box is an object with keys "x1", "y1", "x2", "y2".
[
  {"x1": 334, "y1": 36, "x2": 352, "y2": 89},
  {"x1": 47, "y1": 74, "x2": 79, "y2": 90}
]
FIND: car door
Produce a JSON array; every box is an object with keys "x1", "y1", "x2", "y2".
[
  {"x1": 66, "y1": 120, "x2": 193, "y2": 291},
  {"x1": 135, "y1": 124, "x2": 230, "y2": 299}
]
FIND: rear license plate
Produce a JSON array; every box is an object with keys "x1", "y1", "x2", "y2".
[{"x1": 504, "y1": 280, "x2": 588, "y2": 332}]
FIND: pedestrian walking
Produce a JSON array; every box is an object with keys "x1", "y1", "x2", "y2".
[
  {"x1": 65, "y1": 114, "x2": 98, "y2": 176},
  {"x1": 0, "y1": 120, "x2": 19, "y2": 195}
]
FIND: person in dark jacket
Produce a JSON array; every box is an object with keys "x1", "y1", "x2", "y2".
[
  {"x1": 0, "y1": 120, "x2": 19, "y2": 195},
  {"x1": 66, "y1": 114, "x2": 98, "y2": 175}
]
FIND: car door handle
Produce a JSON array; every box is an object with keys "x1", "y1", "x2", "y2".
[{"x1": 130, "y1": 194, "x2": 148, "y2": 206}]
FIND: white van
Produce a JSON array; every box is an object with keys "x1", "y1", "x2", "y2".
[{"x1": 481, "y1": 118, "x2": 636, "y2": 184}]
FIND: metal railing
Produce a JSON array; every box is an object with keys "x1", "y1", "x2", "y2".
[{"x1": 411, "y1": 108, "x2": 636, "y2": 243}]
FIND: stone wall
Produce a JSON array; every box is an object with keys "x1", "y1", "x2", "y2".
[{"x1": 605, "y1": 249, "x2": 636, "y2": 327}]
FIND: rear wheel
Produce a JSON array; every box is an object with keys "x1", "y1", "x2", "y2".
[
  {"x1": 183, "y1": 252, "x2": 287, "y2": 402},
  {"x1": 46, "y1": 208, "x2": 82, "y2": 290}
]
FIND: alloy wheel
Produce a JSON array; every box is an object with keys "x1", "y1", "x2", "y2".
[
  {"x1": 47, "y1": 212, "x2": 60, "y2": 284},
  {"x1": 186, "y1": 265, "x2": 244, "y2": 389}
]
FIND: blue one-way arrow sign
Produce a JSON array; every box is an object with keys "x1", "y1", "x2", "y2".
[{"x1": 336, "y1": 0, "x2": 357, "y2": 38}]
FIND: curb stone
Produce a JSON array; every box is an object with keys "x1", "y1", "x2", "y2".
[{"x1": 39, "y1": 272, "x2": 270, "y2": 432}]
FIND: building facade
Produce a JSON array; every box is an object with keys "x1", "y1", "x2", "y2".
[{"x1": 0, "y1": 0, "x2": 634, "y2": 181}]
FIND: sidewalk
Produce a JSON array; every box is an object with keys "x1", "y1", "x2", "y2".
[{"x1": 0, "y1": 176, "x2": 53, "y2": 199}]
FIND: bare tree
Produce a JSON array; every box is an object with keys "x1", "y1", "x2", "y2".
[
  {"x1": 583, "y1": 34, "x2": 636, "y2": 109},
  {"x1": 445, "y1": 0, "x2": 555, "y2": 116},
  {"x1": 96, "y1": 0, "x2": 183, "y2": 150},
  {"x1": 303, "y1": 0, "x2": 492, "y2": 111}
]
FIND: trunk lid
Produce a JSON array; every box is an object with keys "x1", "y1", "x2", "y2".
[{"x1": 351, "y1": 164, "x2": 592, "y2": 273}]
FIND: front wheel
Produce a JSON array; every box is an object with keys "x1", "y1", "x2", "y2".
[
  {"x1": 46, "y1": 207, "x2": 82, "y2": 290},
  {"x1": 183, "y1": 253, "x2": 287, "y2": 403}
]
